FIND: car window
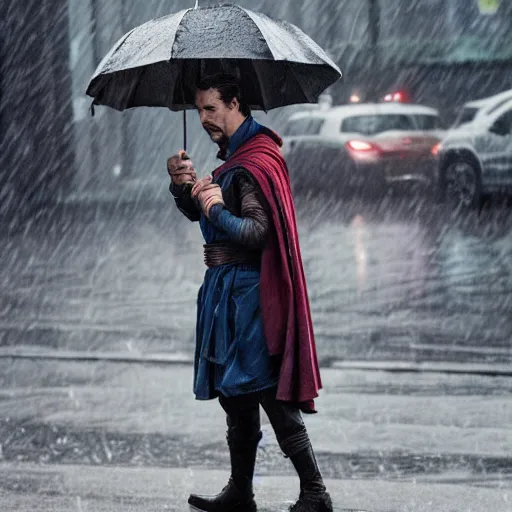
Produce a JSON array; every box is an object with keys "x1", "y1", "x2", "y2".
[
  {"x1": 283, "y1": 117, "x2": 325, "y2": 136},
  {"x1": 411, "y1": 114, "x2": 442, "y2": 130},
  {"x1": 341, "y1": 115, "x2": 413, "y2": 135},
  {"x1": 491, "y1": 110, "x2": 512, "y2": 135},
  {"x1": 452, "y1": 106, "x2": 478, "y2": 127}
]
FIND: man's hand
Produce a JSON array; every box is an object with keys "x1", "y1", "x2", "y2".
[
  {"x1": 167, "y1": 150, "x2": 197, "y2": 186},
  {"x1": 192, "y1": 177, "x2": 224, "y2": 218},
  {"x1": 191, "y1": 175, "x2": 212, "y2": 197}
]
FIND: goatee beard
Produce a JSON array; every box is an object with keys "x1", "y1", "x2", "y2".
[{"x1": 216, "y1": 134, "x2": 229, "y2": 151}]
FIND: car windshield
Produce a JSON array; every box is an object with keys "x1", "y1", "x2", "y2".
[
  {"x1": 341, "y1": 114, "x2": 413, "y2": 135},
  {"x1": 452, "y1": 106, "x2": 478, "y2": 127},
  {"x1": 411, "y1": 114, "x2": 442, "y2": 130},
  {"x1": 283, "y1": 117, "x2": 325, "y2": 136}
]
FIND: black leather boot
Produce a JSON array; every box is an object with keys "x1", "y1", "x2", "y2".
[
  {"x1": 188, "y1": 477, "x2": 257, "y2": 512},
  {"x1": 280, "y1": 429, "x2": 333, "y2": 512},
  {"x1": 188, "y1": 423, "x2": 262, "y2": 511},
  {"x1": 288, "y1": 492, "x2": 334, "y2": 512}
]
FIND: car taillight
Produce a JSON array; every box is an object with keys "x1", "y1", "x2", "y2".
[
  {"x1": 346, "y1": 140, "x2": 379, "y2": 152},
  {"x1": 431, "y1": 142, "x2": 441, "y2": 156}
]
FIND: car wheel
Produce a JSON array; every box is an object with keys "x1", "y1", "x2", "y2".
[{"x1": 441, "y1": 158, "x2": 482, "y2": 208}]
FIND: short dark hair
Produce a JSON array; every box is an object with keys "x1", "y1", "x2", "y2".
[{"x1": 197, "y1": 73, "x2": 251, "y2": 117}]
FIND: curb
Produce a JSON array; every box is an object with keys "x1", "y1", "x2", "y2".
[
  {"x1": 0, "y1": 349, "x2": 510, "y2": 376},
  {"x1": 0, "y1": 349, "x2": 194, "y2": 365},
  {"x1": 330, "y1": 360, "x2": 512, "y2": 377}
]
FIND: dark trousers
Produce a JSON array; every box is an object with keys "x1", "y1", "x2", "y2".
[{"x1": 219, "y1": 386, "x2": 305, "y2": 451}]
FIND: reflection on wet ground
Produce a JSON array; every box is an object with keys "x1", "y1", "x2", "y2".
[{"x1": 1, "y1": 192, "x2": 512, "y2": 365}]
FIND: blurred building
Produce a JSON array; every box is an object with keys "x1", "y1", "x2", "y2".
[
  {"x1": 0, "y1": 0, "x2": 74, "y2": 219},
  {"x1": 332, "y1": 0, "x2": 512, "y2": 120},
  {"x1": 67, "y1": 0, "x2": 127, "y2": 198},
  {"x1": 382, "y1": 0, "x2": 512, "y2": 122}
]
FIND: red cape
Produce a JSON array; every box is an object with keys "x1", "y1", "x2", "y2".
[{"x1": 213, "y1": 131, "x2": 322, "y2": 413}]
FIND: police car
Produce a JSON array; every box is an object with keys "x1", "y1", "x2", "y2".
[
  {"x1": 438, "y1": 96, "x2": 512, "y2": 207},
  {"x1": 281, "y1": 102, "x2": 444, "y2": 195}
]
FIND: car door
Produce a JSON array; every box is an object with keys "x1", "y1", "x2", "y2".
[
  {"x1": 282, "y1": 115, "x2": 325, "y2": 168},
  {"x1": 477, "y1": 107, "x2": 512, "y2": 187},
  {"x1": 282, "y1": 115, "x2": 335, "y2": 191}
]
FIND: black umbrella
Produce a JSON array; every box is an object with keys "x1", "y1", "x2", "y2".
[{"x1": 86, "y1": 3, "x2": 342, "y2": 148}]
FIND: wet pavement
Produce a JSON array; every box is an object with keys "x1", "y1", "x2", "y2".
[
  {"x1": 2, "y1": 463, "x2": 509, "y2": 512},
  {"x1": 0, "y1": 359, "x2": 510, "y2": 485},
  {"x1": 1, "y1": 192, "x2": 512, "y2": 365},
  {"x1": 0, "y1": 358, "x2": 510, "y2": 511},
  {"x1": 1, "y1": 191, "x2": 512, "y2": 510}
]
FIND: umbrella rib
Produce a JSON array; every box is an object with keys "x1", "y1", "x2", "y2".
[
  {"x1": 168, "y1": 9, "x2": 192, "y2": 59},
  {"x1": 250, "y1": 62, "x2": 273, "y2": 111},
  {"x1": 238, "y1": 6, "x2": 330, "y2": 107},
  {"x1": 127, "y1": 66, "x2": 148, "y2": 107},
  {"x1": 167, "y1": 9, "x2": 195, "y2": 109},
  {"x1": 238, "y1": 6, "x2": 278, "y2": 61},
  {"x1": 91, "y1": 27, "x2": 136, "y2": 80},
  {"x1": 286, "y1": 63, "x2": 315, "y2": 104}
]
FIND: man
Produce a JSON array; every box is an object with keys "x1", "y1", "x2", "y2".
[{"x1": 167, "y1": 73, "x2": 332, "y2": 512}]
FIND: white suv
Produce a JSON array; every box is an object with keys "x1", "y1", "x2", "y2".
[
  {"x1": 438, "y1": 98, "x2": 512, "y2": 206},
  {"x1": 451, "y1": 89, "x2": 512, "y2": 128}
]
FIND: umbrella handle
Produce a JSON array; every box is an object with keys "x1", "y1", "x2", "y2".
[
  {"x1": 180, "y1": 64, "x2": 187, "y2": 151},
  {"x1": 183, "y1": 110, "x2": 187, "y2": 151}
]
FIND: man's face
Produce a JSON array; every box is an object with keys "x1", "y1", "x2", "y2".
[{"x1": 195, "y1": 88, "x2": 236, "y2": 145}]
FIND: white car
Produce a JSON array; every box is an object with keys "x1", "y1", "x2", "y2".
[
  {"x1": 281, "y1": 103, "x2": 444, "y2": 195},
  {"x1": 438, "y1": 98, "x2": 512, "y2": 207}
]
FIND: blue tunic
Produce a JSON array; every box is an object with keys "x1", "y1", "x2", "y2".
[{"x1": 193, "y1": 118, "x2": 280, "y2": 400}]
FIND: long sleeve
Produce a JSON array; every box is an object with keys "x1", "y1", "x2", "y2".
[
  {"x1": 208, "y1": 170, "x2": 269, "y2": 250},
  {"x1": 169, "y1": 182, "x2": 201, "y2": 222}
]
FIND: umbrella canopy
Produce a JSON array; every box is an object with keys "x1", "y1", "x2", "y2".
[{"x1": 85, "y1": 3, "x2": 342, "y2": 112}]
